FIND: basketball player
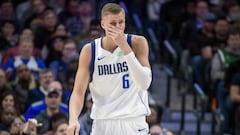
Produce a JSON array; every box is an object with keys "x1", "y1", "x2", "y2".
[{"x1": 67, "y1": 3, "x2": 152, "y2": 135}]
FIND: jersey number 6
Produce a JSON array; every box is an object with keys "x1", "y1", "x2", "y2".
[{"x1": 122, "y1": 74, "x2": 129, "y2": 89}]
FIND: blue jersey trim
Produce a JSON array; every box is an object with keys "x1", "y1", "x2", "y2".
[
  {"x1": 127, "y1": 34, "x2": 132, "y2": 48},
  {"x1": 90, "y1": 41, "x2": 96, "y2": 81}
]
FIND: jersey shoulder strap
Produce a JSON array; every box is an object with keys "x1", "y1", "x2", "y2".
[{"x1": 90, "y1": 41, "x2": 96, "y2": 81}]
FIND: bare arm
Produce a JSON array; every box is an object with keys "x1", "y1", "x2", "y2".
[
  {"x1": 67, "y1": 44, "x2": 91, "y2": 135},
  {"x1": 230, "y1": 85, "x2": 240, "y2": 102},
  {"x1": 131, "y1": 35, "x2": 151, "y2": 68}
]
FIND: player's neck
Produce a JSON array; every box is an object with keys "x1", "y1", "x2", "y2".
[{"x1": 102, "y1": 37, "x2": 118, "y2": 52}]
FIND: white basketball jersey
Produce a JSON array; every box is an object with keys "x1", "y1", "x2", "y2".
[{"x1": 89, "y1": 34, "x2": 151, "y2": 120}]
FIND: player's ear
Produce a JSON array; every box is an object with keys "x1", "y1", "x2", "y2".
[{"x1": 101, "y1": 20, "x2": 105, "y2": 29}]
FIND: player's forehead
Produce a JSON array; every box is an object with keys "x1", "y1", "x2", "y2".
[{"x1": 103, "y1": 11, "x2": 125, "y2": 22}]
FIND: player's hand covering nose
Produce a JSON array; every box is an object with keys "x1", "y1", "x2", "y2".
[{"x1": 107, "y1": 24, "x2": 128, "y2": 46}]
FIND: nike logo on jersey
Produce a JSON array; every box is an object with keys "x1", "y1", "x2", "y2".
[
  {"x1": 97, "y1": 56, "x2": 106, "y2": 60},
  {"x1": 138, "y1": 128, "x2": 146, "y2": 132}
]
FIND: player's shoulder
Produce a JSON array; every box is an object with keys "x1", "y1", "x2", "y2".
[
  {"x1": 81, "y1": 37, "x2": 101, "y2": 52},
  {"x1": 130, "y1": 34, "x2": 147, "y2": 44}
]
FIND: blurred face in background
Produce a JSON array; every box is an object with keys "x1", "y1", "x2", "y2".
[
  {"x1": 1, "y1": 106, "x2": 18, "y2": 126},
  {"x1": 32, "y1": 0, "x2": 46, "y2": 14},
  {"x1": 203, "y1": 20, "x2": 215, "y2": 32},
  {"x1": 196, "y1": 1, "x2": 209, "y2": 19},
  {"x1": 19, "y1": 41, "x2": 33, "y2": 58},
  {"x1": 43, "y1": 10, "x2": 58, "y2": 30},
  {"x1": 53, "y1": 37, "x2": 65, "y2": 52},
  {"x1": 78, "y1": 1, "x2": 93, "y2": 19},
  {"x1": 9, "y1": 117, "x2": 24, "y2": 135},
  {"x1": 68, "y1": 0, "x2": 78, "y2": 15},
  {"x1": 16, "y1": 64, "x2": 31, "y2": 81},
  {"x1": 62, "y1": 42, "x2": 77, "y2": 57},
  {"x1": 2, "y1": 22, "x2": 15, "y2": 36},
  {"x1": 227, "y1": 34, "x2": 240, "y2": 51},
  {"x1": 55, "y1": 24, "x2": 67, "y2": 36},
  {"x1": 215, "y1": 19, "x2": 229, "y2": 36},
  {"x1": 2, "y1": 94, "x2": 14, "y2": 109},
  {"x1": 39, "y1": 71, "x2": 54, "y2": 90},
  {"x1": 228, "y1": 5, "x2": 240, "y2": 21},
  {"x1": 21, "y1": 28, "x2": 33, "y2": 37},
  {"x1": 55, "y1": 123, "x2": 68, "y2": 135},
  {"x1": 46, "y1": 82, "x2": 63, "y2": 109},
  {"x1": 186, "y1": 1, "x2": 196, "y2": 16},
  {"x1": 0, "y1": 1, "x2": 13, "y2": 17}
]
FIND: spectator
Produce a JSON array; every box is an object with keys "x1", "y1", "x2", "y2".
[
  {"x1": 2, "y1": 28, "x2": 42, "y2": 67},
  {"x1": 25, "y1": 81, "x2": 68, "y2": 121},
  {"x1": 49, "y1": 39, "x2": 78, "y2": 80},
  {"x1": 54, "y1": 23, "x2": 69, "y2": 37},
  {"x1": 35, "y1": 83, "x2": 68, "y2": 134},
  {"x1": 0, "y1": 0, "x2": 21, "y2": 31},
  {"x1": 227, "y1": 3, "x2": 240, "y2": 22},
  {"x1": 77, "y1": 0, "x2": 94, "y2": 36},
  {"x1": 8, "y1": 117, "x2": 24, "y2": 135},
  {"x1": 212, "y1": 17, "x2": 230, "y2": 50},
  {"x1": 54, "y1": 122, "x2": 68, "y2": 135},
  {"x1": 0, "y1": 20, "x2": 18, "y2": 50},
  {"x1": 22, "y1": 118, "x2": 42, "y2": 135},
  {"x1": 0, "y1": 106, "x2": 19, "y2": 131},
  {"x1": 62, "y1": 52, "x2": 79, "y2": 90},
  {"x1": 180, "y1": 0, "x2": 209, "y2": 49},
  {"x1": 222, "y1": 59, "x2": 240, "y2": 133},
  {"x1": 188, "y1": 12, "x2": 216, "y2": 57},
  {"x1": 0, "y1": 90, "x2": 19, "y2": 111},
  {"x1": 76, "y1": 19, "x2": 102, "y2": 52},
  {"x1": 27, "y1": 69, "x2": 54, "y2": 107},
  {"x1": 0, "y1": 69, "x2": 13, "y2": 98},
  {"x1": 24, "y1": 0, "x2": 47, "y2": 28},
  {"x1": 43, "y1": 112, "x2": 68, "y2": 135},
  {"x1": 211, "y1": 30, "x2": 240, "y2": 107},
  {"x1": 33, "y1": 8, "x2": 58, "y2": 50},
  {"x1": 58, "y1": 0, "x2": 83, "y2": 36},
  {"x1": 16, "y1": 0, "x2": 32, "y2": 23},
  {"x1": 4, "y1": 35, "x2": 46, "y2": 80},
  {"x1": 52, "y1": 0, "x2": 67, "y2": 15},
  {"x1": 45, "y1": 35, "x2": 67, "y2": 66},
  {"x1": 11, "y1": 64, "x2": 37, "y2": 112}
]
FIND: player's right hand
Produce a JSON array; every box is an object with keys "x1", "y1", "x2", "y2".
[{"x1": 67, "y1": 121, "x2": 80, "y2": 135}]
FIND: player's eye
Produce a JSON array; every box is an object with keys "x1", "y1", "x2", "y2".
[{"x1": 110, "y1": 22, "x2": 116, "y2": 26}]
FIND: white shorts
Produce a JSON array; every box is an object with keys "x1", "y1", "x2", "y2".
[{"x1": 90, "y1": 116, "x2": 149, "y2": 135}]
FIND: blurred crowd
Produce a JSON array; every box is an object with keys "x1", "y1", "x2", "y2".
[{"x1": 0, "y1": 0, "x2": 240, "y2": 135}]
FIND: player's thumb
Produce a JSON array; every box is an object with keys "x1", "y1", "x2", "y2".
[{"x1": 74, "y1": 124, "x2": 80, "y2": 135}]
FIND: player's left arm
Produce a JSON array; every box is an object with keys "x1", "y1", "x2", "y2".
[
  {"x1": 125, "y1": 35, "x2": 152, "y2": 90},
  {"x1": 131, "y1": 35, "x2": 151, "y2": 68}
]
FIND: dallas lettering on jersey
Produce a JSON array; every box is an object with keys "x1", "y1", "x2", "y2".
[{"x1": 98, "y1": 61, "x2": 128, "y2": 75}]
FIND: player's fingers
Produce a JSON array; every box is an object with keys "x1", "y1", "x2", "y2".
[
  {"x1": 66, "y1": 126, "x2": 75, "y2": 135},
  {"x1": 74, "y1": 125, "x2": 80, "y2": 135}
]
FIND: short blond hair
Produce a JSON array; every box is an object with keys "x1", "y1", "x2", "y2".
[{"x1": 101, "y1": 3, "x2": 124, "y2": 19}]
